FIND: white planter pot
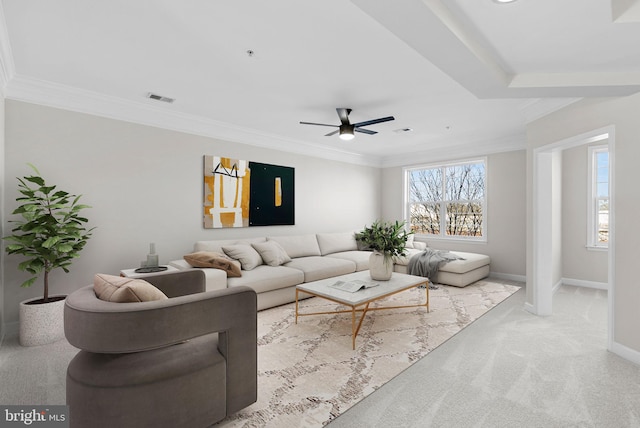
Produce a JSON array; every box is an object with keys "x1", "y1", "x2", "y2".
[
  {"x1": 369, "y1": 251, "x2": 393, "y2": 281},
  {"x1": 19, "y1": 295, "x2": 67, "y2": 347}
]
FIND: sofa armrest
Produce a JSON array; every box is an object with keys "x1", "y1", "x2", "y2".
[
  {"x1": 169, "y1": 259, "x2": 228, "y2": 291},
  {"x1": 168, "y1": 259, "x2": 193, "y2": 270},
  {"x1": 144, "y1": 270, "x2": 205, "y2": 297}
]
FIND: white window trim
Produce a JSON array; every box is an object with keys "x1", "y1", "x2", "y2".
[
  {"x1": 587, "y1": 144, "x2": 608, "y2": 249},
  {"x1": 403, "y1": 157, "x2": 487, "y2": 242}
]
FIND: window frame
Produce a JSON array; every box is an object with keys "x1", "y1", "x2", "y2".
[
  {"x1": 403, "y1": 158, "x2": 487, "y2": 242},
  {"x1": 587, "y1": 144, "x2": 609, "y2": 250}
]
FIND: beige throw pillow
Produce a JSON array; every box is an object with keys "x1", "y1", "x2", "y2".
[
  {"x1": 183, "y1": 251, "x2": 242, "y2": 277},
  {"x1": 222, "y1": 244, "x2": 263, "y2": 271},
  {"x1": 94, "y1": 274, "x2": 168, "y2": 303},
  {"x1": 251, "y1": 241, "x2": 292, "y2": 266}
]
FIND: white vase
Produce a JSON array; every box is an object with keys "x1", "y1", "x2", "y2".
[
  {"x1": 19, "y1": 295, "x2": 67, "y2": 347},
  {"x1": 369, "y1": 251, "x2": 393, "y2": 281}
]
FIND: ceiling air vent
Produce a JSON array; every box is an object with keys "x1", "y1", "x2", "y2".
[{"x1": 146, "y1": 92, "x2": 175, "y2": 103}]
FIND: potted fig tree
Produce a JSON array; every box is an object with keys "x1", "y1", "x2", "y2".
[
  {"x1": 4, "y1": 164, "x2": 93, "y2": 346},
  {"x1": 355, "y1": 220, "x2": 412, "y2": 280}
]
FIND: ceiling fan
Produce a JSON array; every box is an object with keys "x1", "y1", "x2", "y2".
[{"x1": 300, "y1": 108, "x2": 395, "y2": 140}]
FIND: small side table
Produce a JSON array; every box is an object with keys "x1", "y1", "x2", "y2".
[{"x1": 120, "y1": 265, "x2": 179, "y2": 278}]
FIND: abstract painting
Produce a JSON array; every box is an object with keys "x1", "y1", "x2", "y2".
[{"x1": 203, "y1": 156, "x2": 295, "y2": 228}]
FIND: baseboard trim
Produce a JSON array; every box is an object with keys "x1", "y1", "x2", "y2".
[
  {"x1": 524, "y1": 302, "x2": 536, "y2": 315},
  {"x1": 562, "y1": 277, "x2": 609, "y2": 290},
  {"x1": 489, "y1": 272, "x2": 526, "y2": 283},
  {"x1": 3, "y1": 321, "x2": 19, "y2": 340},
  {"x1": 552, "y1": 279, "x2": 563, "y2": 294},
  {"x1": 610, "y1": 340, "x2": 640, "y2": 366}
]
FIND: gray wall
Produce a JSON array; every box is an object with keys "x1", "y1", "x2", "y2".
[
  {"x1": 526, "y1": 92, "x2": 640, "y2": 356},
  {"x1": 562, "y1": 143, "x2": 608, "y2": 284},
  {"x1": 2, "y1": 100, "x2": 382, "y2": 330},
  {"x1": 381, "y1": 150, "x2": 527, "y2": 279}
]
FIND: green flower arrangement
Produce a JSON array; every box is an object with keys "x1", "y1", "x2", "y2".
[{"x1": 355, "y1": 220, "x2": 412, "y2": 258}]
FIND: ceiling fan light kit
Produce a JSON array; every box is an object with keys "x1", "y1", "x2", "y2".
[
  {"x1": 339, "y1": 124, "x2": 355, "y2": 140},
  {"x1": 300, "y1": 108, "x2": 395, "y2": 140}
]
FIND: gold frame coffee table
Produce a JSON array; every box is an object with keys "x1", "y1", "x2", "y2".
[{"x1": 295, "y1": 270, "x2": 429, "y2": 349}]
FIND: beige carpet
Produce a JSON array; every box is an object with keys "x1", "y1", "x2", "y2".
[{"x1": 215, "y1": 279, "x2": 520, "y2": 427}]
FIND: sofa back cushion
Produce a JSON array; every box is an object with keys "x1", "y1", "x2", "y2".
[
  {"x1": 316, "y1": 232, "x2": 358, "y2": 255},
  {"x1": 194, "y1": 237, "x2": 266, "y2": 253},
  {"x1": 267, "y1": 234, "x2": 321, "y2": 258}
]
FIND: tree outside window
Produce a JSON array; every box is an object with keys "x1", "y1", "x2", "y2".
[
  {"x1": 406, "y1": 160, "x2": 486, "y2": 239},
  {"x1": 589, "y1": 146, "x2": 609, "y2": 248}
]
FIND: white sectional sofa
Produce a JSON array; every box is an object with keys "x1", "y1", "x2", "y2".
[{"x1": 169, "y1": 232, "x2": 490, "y2": 310}]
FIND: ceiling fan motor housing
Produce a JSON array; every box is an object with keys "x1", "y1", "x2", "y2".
[{"x1": 340, "y1": 123, "x2": 354, "y2": 133}]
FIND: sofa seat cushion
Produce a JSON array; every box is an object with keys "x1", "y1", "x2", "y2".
[
  {"x1": 435, "y1": 265, "x2": 490, "y2": 287},
  {"x1": 67, "y1": 334, "x2": 224, "y2": 387},
  {"x1": 325, "y1": 251, "x2": 371, "y2": 271},
  {"x1": 393, "y1": 249, "x2": 490, "y2": 275},
  {"x1": 316, "y1": 232, "x2": 358, "y2": 255},
  {"x1": 227, "y1": 265, "x2": 304, "y2": 294},
  {"x1": 437, "y1": 251, "x2": 490, "y2": 274},
  {"x1": 267, "y1": 235, "x2": 321, "y2": 258},
  {"x1": 284, "y1": 256, "x2": 356, "y2": 282},
  {"x1": 392, "y1": 248, "x2": 425, "y2": 266}
]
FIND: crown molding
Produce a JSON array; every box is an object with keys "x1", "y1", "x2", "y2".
[
  {"x1": 0, "y1": 2, "x2": 16, "y2": 97},
  {"x1": 519, "y1": 97, "x2": 582, "y2": 124},
  {"x1": 380, "y1": 132, "x2": 526, "y2": 168},
  {"x1": 4, "y1": 75, "x2": 382, "y2": 167},
  {"x1": 3, "y1": 74, "x2": 534, "y2": 170},
  {"x1": 612, "y1": 0, "x2": 640, "y2": 23}
]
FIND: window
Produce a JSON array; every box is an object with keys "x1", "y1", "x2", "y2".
[
  {"x1": 405, "y1": 159, "x2": 486, "y2": 240},
  {"x1": 588, "y1": 145, "x2": 609, "y2": 248}
]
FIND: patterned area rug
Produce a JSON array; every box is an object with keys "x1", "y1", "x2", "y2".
[{"x1": 215, "y1": 279, "x2": 520, "y2": 427}]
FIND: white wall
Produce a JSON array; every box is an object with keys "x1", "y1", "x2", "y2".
[
  {"x1": 552, "y1": 150, "x2": 563, "y2": 288},
  {"x1": 526, "y1": 92, "x2": 640, "y2": 358},
  {"x1": 0, "y1": 95, "x2": 5, "y2": 341},
  {"x1": 381, "y1": 150, "x2": 526, "y2": 278},
  {"x1": 562, "y1": 144, "x2": 608, "y2": 284},
  {"x1": 2, "y1": 100, "x2": 382, "y2": 329}
]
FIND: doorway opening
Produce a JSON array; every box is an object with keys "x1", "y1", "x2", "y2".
[{"x1": 531, "y1": 125, "x2": 615, "y2": 350}]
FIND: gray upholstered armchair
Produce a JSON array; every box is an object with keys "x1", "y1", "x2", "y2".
[{"x1": 64, "y1": 270, "x2": 257, "y2": 428}]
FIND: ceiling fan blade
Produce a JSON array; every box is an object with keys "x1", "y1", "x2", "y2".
[
  {"x1": 352, "y1": 116, "x2": 395, "y2": 128},
  {"x1": 325, "y1": 129, "x2": 340, "y2": 136},
  {"x1": 299, "y1": 121, "x2": 338, "y2": 128},
  {"x1": 354, "y1": 128, "x2": 377, "y2": 135},
  {"x1": 336, "y1": 108, "x2": 352, "y2": 125}
]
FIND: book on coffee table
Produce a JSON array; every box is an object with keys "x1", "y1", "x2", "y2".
[{"x1": 328, "y1": 279, "x2": 379, "y2": 293}]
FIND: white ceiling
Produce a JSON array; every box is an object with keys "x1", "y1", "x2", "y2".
[{"x1": 1, "y1": 0, "x2": 640, "y2": 167}]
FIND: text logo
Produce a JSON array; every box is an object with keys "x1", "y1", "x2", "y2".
[{"x1": 0, "y1": 406, "x2": 68, "y2": 427}]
